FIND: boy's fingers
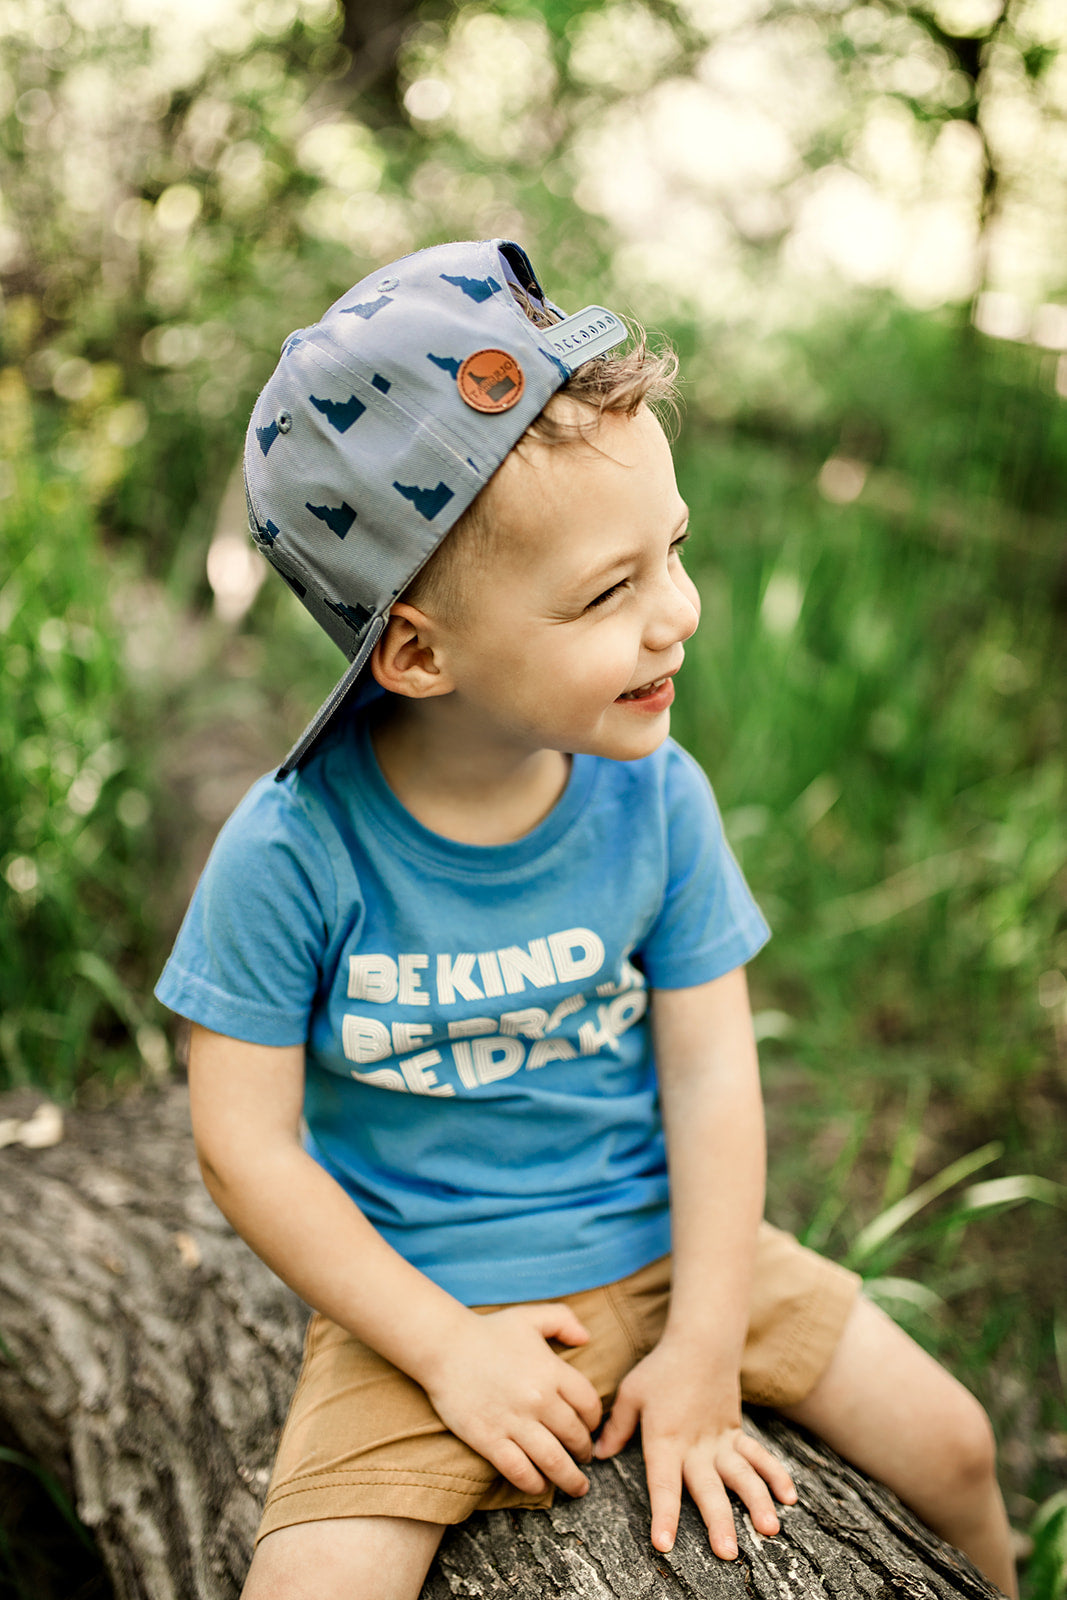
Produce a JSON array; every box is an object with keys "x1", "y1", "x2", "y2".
[
  {"x1": 559, "y1": 1366, "x2": 603, "y2": 1434},
  {"x1": 737, "y1": 1434, "x2": 796, "y2": 1504},
  {"x1": 520, "y1": 1424, "x2": 590, "y2": 1499},
  {"x1": 687, "y1": 1471, "x2": 740, "y2": 1559},
  {"x1": 593, "y1": 1390, "x2": 638, "y2": 1458},
  {"x1": 642, "y1": 1443, "x2": 682, "y2": 1552},
  {"x1": 492, "y1": 1438, "x2": 547, "y2": 1497},
  {"x1": 545, "y1": 1398, "x2": 594, "y2": 1463},
  {"x1": 713, "y1": 1455, "x2": 779, "y2": 1539},
  {"x1": 533, "y1": 1303, "x2": 590, "y2": 1348}
]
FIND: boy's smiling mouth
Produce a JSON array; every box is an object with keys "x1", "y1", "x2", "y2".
[{"x1": 616, "y1": 672, "x2": 676, "y2": 704}]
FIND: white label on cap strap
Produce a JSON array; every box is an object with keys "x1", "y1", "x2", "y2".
[{"x1": 545, "y1": 306, "x2": 627, "y2": 369}]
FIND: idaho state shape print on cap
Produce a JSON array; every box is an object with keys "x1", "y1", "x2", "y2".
[{"x1": 457, "y1": 348, "x2": 525, "y2": 413}]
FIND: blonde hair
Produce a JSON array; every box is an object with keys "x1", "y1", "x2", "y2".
[
  {"x1": 513, "y1": 285, "x2": 679, "y2": 441},
  {"x1": 403, "y1": 295, "x2": 679, "y2": 616}
]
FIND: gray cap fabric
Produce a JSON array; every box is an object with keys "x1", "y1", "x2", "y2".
[{"x1": 243, "y1": 238, "x2": 627, "y2": 777}]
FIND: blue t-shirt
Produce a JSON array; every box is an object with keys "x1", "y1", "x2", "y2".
[{"x1": 156, "y1": 720, "x2": 768, "y2": 1304}]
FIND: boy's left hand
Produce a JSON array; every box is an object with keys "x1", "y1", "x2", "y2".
[{"x1": 593, "y1": 1338, "x2": 796, "y2": 1559}]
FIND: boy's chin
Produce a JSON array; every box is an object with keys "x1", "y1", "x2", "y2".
[{"x1": 581, "y1": 712, "x2": 673, "y2": 762}]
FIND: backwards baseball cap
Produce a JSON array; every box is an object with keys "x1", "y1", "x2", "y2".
[{"x1": 243, "y1": 238, "x2": 627, "y2": 778}]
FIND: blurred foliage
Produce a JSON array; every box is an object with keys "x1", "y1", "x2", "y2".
[
  {"x1": 1030, "y1": 1490, "x2": 1067, "y2": 1600},
  {"x1": 1, "y1": 0, "x2": 1065, "y2": 583},
  {"x1": 1, "y1": 0, "x2": 371, "y2": 575},
  {"x1": 671, "y1": 307, "x2": 1067, "y2": 1090},
  {"x1": 0, "y1": 371, "x2": 168, "y2": 1094}
]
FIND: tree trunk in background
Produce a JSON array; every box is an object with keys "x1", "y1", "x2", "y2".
[
  {"x1": 337, "y1": 0, "x2": 430, "y2": 110},
  {"x1": 0, "y1": 1085, "x2": 1001, "y2": 1600}
]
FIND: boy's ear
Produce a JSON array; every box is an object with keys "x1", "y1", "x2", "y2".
[{"x1": 370, "y1": 602, "x2": 454, "y2": 699}]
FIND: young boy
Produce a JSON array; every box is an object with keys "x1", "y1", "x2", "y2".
[{"x1": 156, "y1": 239, "x2": 1016, "y2": 1599}]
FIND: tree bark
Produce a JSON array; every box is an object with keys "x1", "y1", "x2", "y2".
[{"x1": 0, "y1": 1084, "x2": 1001, "y2": 1600}]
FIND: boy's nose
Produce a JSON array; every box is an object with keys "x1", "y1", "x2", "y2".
[{"x1": 647, "y1": 569, "x2": 700, "y2": 652}]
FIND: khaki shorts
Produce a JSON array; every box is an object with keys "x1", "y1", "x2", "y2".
[{"x1": 258, "y1": 1223, "x2": 859, "y2": 1540}]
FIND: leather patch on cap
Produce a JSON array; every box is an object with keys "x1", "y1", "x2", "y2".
[{"x1": 457, "y1": 349, "x2": 525, "y2": 413}]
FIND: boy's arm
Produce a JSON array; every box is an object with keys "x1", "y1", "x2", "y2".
[
  {"x1": 593, "y1": 966, "x2": 796, "y2": 1557},
  {"x1": 187, "y1": 1024, "x2": 602, "y2": 1499}
]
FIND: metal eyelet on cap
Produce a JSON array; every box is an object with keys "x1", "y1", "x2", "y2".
[
  {"x1": 277, "y1": 411, "x2": 292, "y2": 433},
  {"x1": 376, "y1": 276, "x2": 399, "y2": 292}
]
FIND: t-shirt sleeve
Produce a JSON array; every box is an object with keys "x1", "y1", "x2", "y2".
[
  {"x1": 154, "y1": 776, "x2": 338, "y2": 1046},
  {"x1": 638, "y1": 744, "x2": 769, "y2": 990}
]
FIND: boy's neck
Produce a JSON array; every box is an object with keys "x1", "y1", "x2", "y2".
[{"x1": 370, "y1": 700, "x2": 571, "y2": 846}]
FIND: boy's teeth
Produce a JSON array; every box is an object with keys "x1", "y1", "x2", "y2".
[{"x1": 620, "y1": 676, "x2": 667, "y2": 700}]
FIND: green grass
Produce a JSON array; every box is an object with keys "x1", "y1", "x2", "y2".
[
  {"x1": 0, "y1": 375, "x2": 170, "y2": 1096},
  {"x1": 672, "y1": 425, "x2": 1063, "y2": 1096}
]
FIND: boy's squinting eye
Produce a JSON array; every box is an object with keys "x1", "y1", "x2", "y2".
[
  {"x1": 585, "y1": 581, "x2": 625, "y2": 611},
  {"x1": 584, "y1": 530, "x2": 690, "y2": 612}
]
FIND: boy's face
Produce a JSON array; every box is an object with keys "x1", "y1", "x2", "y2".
[{"x1": 426, "y1": 403, "x2": 700, "y2": 763}]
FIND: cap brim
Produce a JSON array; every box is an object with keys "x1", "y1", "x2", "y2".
[{"x1": 276, "y1": 613, "x2": 387, "y2": 779}]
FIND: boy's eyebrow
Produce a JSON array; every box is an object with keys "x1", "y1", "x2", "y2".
[{"x1": 568, "y1": 507, "x2": 691, "y2": 593}]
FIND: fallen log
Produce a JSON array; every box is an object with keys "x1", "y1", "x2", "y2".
[{"x1": 0, "y1": 1083, "x2": 1002, "y2": 1600}]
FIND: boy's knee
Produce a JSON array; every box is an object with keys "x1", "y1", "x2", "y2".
[
  {"x1": 936, "y1": 1388, "x2": 999, "y2": 1502},
  {"x1": 961, "y1": 1398, "x2": 999, "y2": 1483}
]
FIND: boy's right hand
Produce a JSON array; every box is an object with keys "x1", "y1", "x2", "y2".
[{"x1": 421, "y1": 1302, "x2": 602, "y2": 1499}]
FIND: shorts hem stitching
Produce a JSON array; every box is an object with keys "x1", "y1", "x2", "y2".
[{"x1": 266, "y1": 1468, "x2": 491, "y2": 1500}]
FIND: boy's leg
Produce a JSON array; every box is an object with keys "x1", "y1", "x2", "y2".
[
  {"x1": 779, "y1": 1296, "x2": 1017, "y2": 1598},
  {"x1": 242, "y1": 1515, "x2": 445, "y2": 1600}
]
